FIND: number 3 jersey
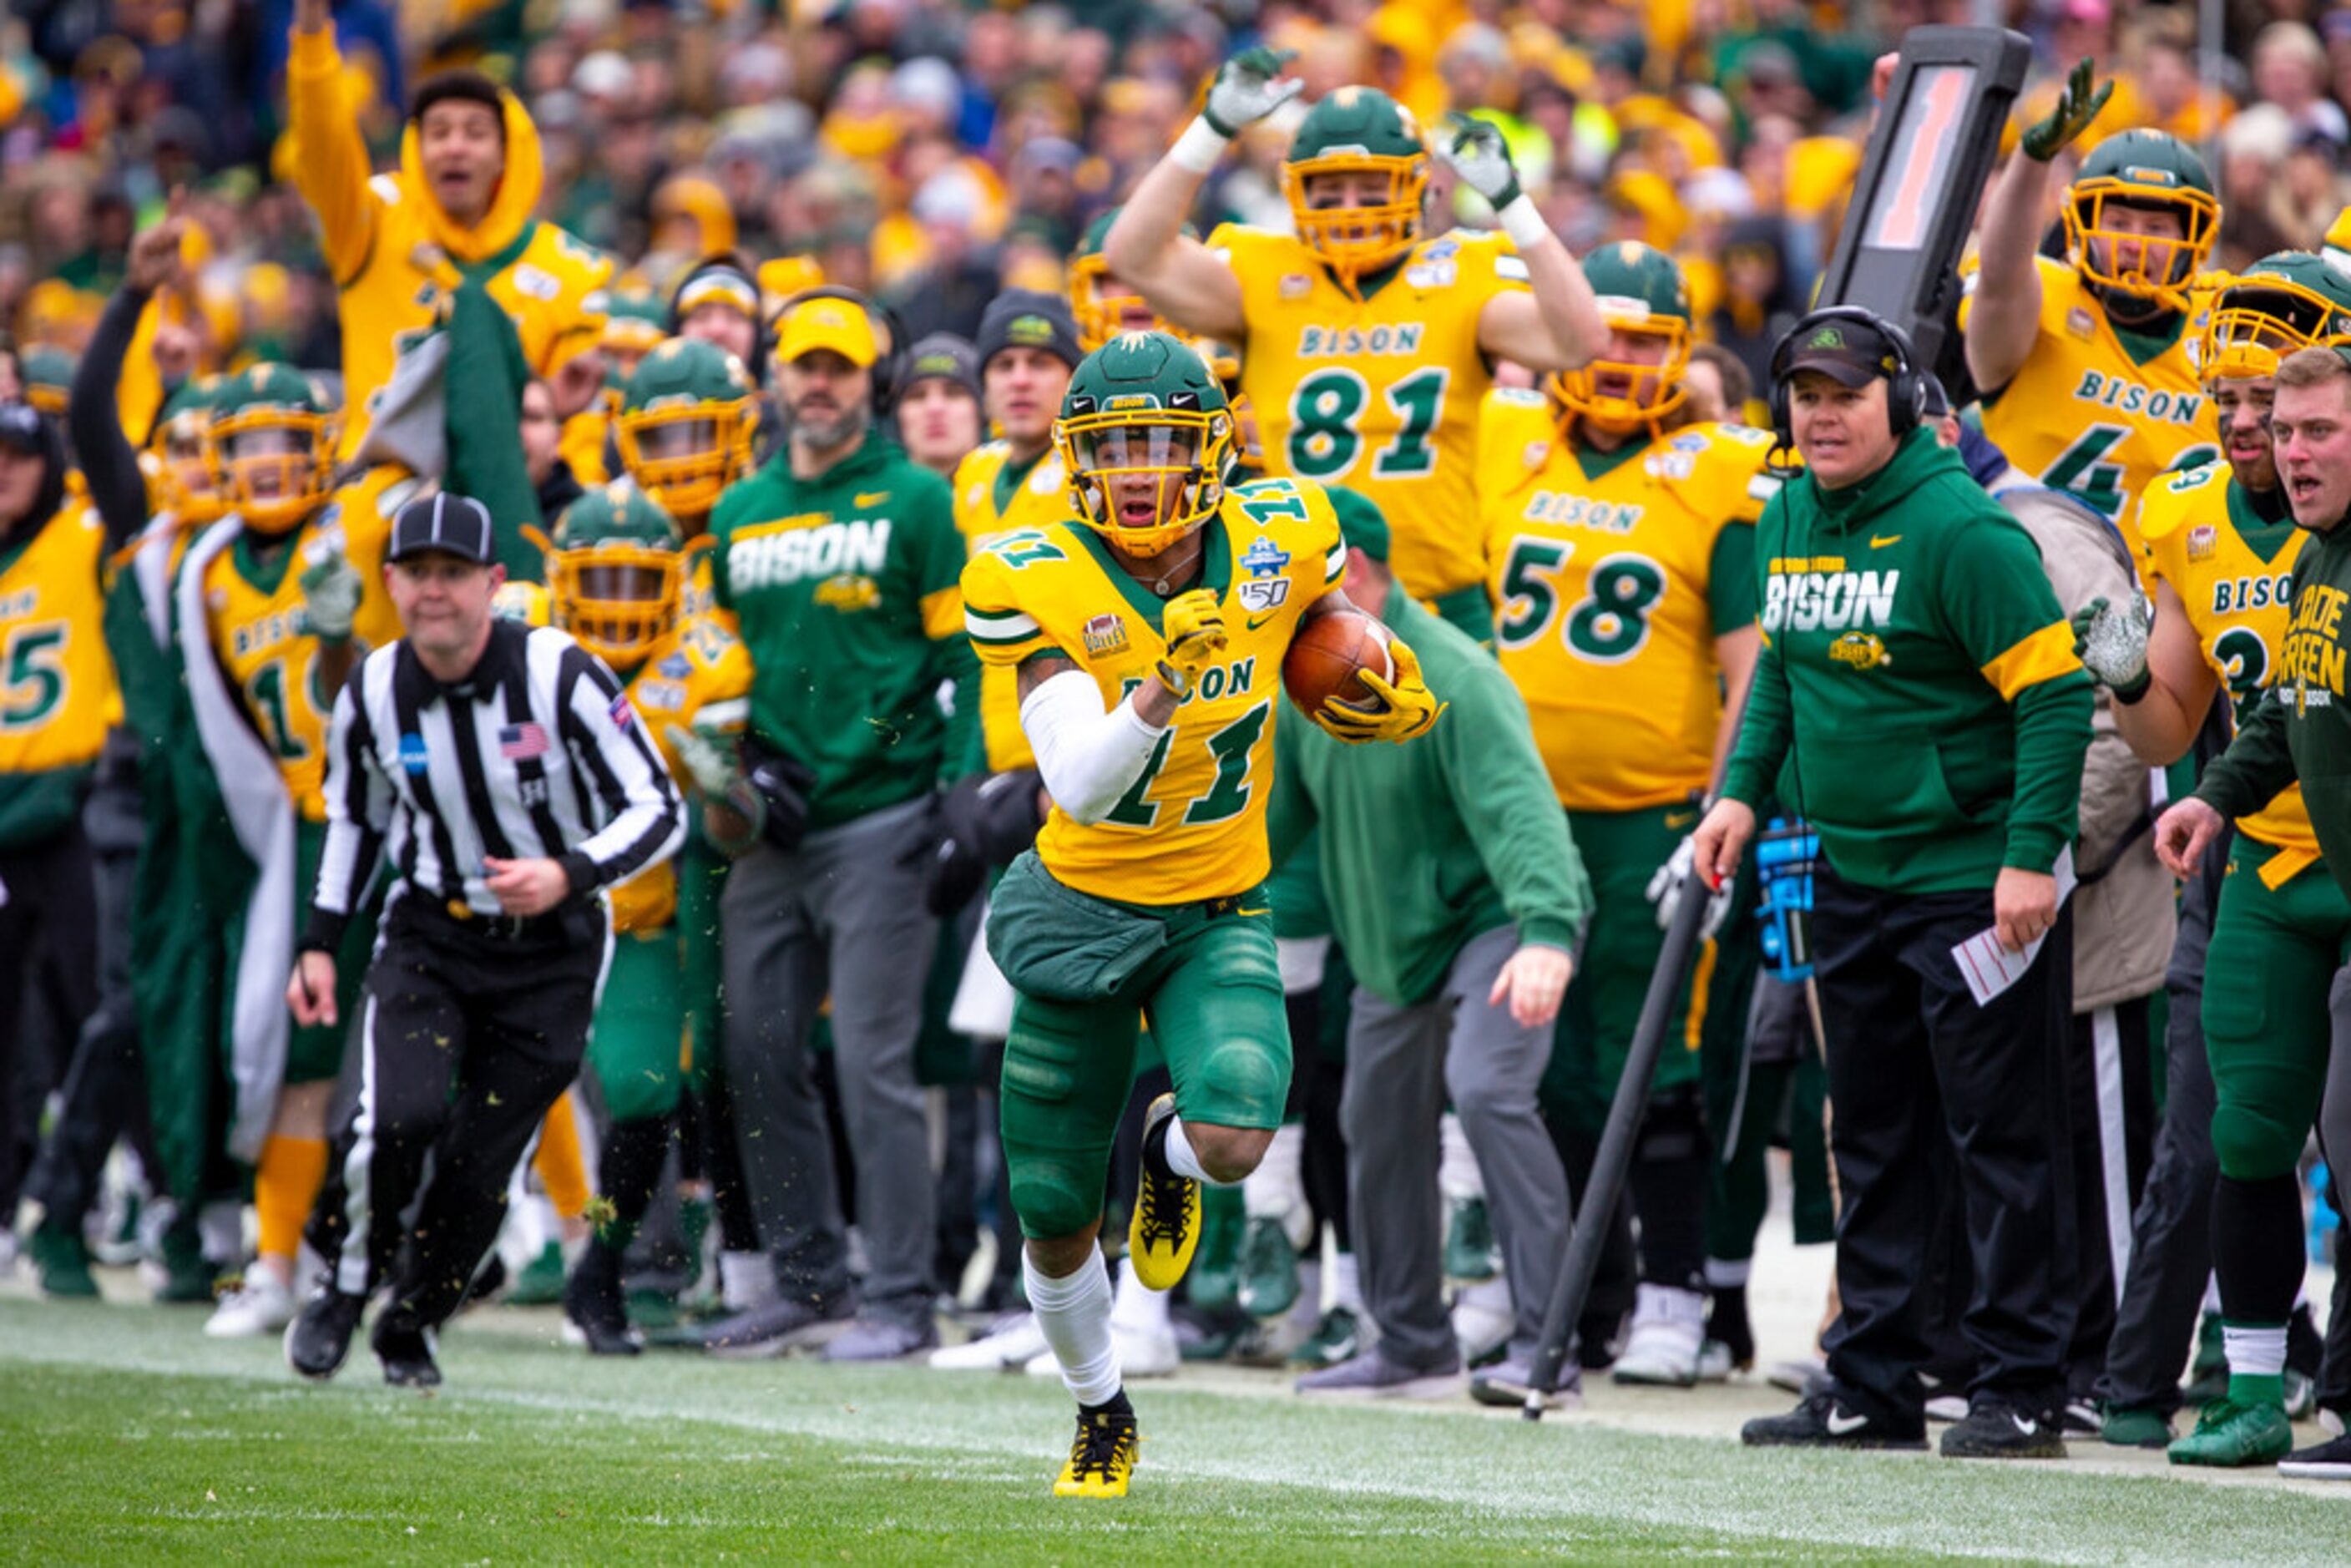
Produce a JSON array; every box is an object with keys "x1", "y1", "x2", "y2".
[
  {"x1": 1209, "y1": 223, "x2": 1525, "y2": 605},
  {"x1": 960, "y1": 476, "x2": 1345, "y2": 906},
  {"x1": 2133, "y1": 459, "x2": 2318, "y2": 880},
  {"x1": 1477, "y1": 390, "x2": 1777, "y2": 812}
]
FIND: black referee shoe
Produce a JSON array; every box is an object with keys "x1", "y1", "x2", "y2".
[
  {"x1": 372, "y1": 1308, "x2": 442, "y2": 1389},
  {"x1": 1742, "y1": 1392, "x2": 1928, "y2": 1450},
  {"x1": 564, "y1": 1244, "x2": 645, "y2": 1357},
  {"x1": 1940, "y1": 1394, "x2": 2065, "y2": 1459},
  {"x1": 285, "y1": 1286, "x2": 367, "y2": 1382}
]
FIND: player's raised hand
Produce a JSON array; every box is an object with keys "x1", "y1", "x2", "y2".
[
  {"x1": 1201, "y1": 48, "x2": 1304, "y2": 139},
  {"x1": 2069, "y1": 594, "x2": 2151, "y2": 701},
  {"x1": 125, "y1": 189, "x2": 190, "y2": 296},
  {"x1": 1160, "y1": 588, "x2": 1229, "y2": 676},
  {"x1": 1437, "y1": 113, "x2": 1524, "y2": 210},
  {"x1": 2021, "y1": 58, "x2": 2113, "y2": 162},
  {"x1": 1318, "y1": 636, "x2": 1444, "y2": 744},
  {"x1": 300, "y1": 539, "x2": 363, "y2": 645}
]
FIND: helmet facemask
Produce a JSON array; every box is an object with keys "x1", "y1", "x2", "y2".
[
  {"x1": 2202, "y1": 278, "x2": 2351, "y2": 382},
  {"x1": 1554, "y1": 308, "x2": 1693, "y2": 431},
  {"x1": 1283, "y1": 158, "x2": 1429, "y2": 282},
  {"x1": 614, "y1": 397, "x2": 752, "y2": 518},
  {"x1": 1057, "y1": 405, "x2": 1233, "y2": 559},
  {"x1": 2064, "y1": 184, "x2": 2219, "y2": 312},
  {"x1": 546, "y1": 540, "x2": 685, "y2": 667},
  {"x1": 209, "y1": 408, "x2": 334, "y2": 532}
]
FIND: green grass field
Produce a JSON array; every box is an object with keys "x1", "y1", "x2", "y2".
[{"x1": 4, "y1": 1297, "x2": 2348, "y2": 1564}]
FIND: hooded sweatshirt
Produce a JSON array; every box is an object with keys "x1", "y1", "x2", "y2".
[
  {"x1": 1721, "y1": 425, "x2": 2093, "y2": 893},
  {"x1": 289, "y1": 26, "x2": 611, "y2": 457}
]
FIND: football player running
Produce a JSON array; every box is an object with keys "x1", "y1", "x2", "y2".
[
  {"x1": 960, "y1": 331, "x2": 1440, "y2": 1497},
  {"x1": 1478, "y1": 242, "x2": 1777, "y2": 1385},
  {"x1": 1965, "y1": 60, "x2": 2223, "y2": 532},
  {"x1": 1105, "y1": 51, "x2": 1605, "y2": 639}
]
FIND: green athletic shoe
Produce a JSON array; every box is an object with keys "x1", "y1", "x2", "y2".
[
  {"x1": 2167, "y1": 1399, "x2": 2293, "y2": 1468},
  {"x1": 151, "y1": 1222, "x2": 215, "y2": 1304},
  {"x1": 1185, "y1": 1186, "x2": 1244, "y2": 1313},
  {"x1": 505, "y1": 1241, "x2": 568, "y2": 1306},
  {"x1": 2100, "y1": 1404, "x2": 2174, "y2": 1449},
  {"x1": 1444, "y1": 1196, "x2": 1499, "y2": 1282},
  {"x1": 1291, "y1": 1306, "x2": 1363, "y2": 1368},
  {"x1": 30, "y1": 1221, "x2": 99, "y2": 1298},
  {"x1": 1236, "y1": 1216, "x2": 1300, "y2": 1319}
]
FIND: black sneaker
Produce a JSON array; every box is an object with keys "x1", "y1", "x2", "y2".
[
  {"x1": 284, "y1": 1286, "x2": 367, "y2": 1382},
  {"x1": 563, "y1": 1243, "x2": 644, "y2": 1357},
  {"x1": 686, "y1": 1297, "x2": 849, "y2": 1358},
  {"x1": 1742, "y1": 1392, "x2": 1927, "y2": 1450},
  {"x1": 1940, "y1": 1394, "x2": 2065, "y2": 1459},
  {"x1": 372, "y1": 1307, "x2": 442, "y2": 1388},
  {"x1": 1708, "y1": 1282, "x2": 1755, "y2": 1372},
  {"x1": 2278, "y1": 1431, "x2": 2351, "y2": 1481}
]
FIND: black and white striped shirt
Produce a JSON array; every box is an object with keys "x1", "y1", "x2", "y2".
[{"x1": 301, "y1": 619, "x2": 684, "y2": 951}]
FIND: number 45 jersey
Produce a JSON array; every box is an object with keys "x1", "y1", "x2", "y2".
[
  {"x1": 960, "y1": 477, "x2": 1345, "y2": 907},
  {"x1": 1478, "y1": 390, "x2": 1779, "y2": 812},
  {"x1": 1210, "y1": 222, "x2": 1525, "y2": 605}
]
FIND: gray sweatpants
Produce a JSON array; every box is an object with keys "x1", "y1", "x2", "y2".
[
  {"x1": 721, "y1": 793, "x2": 938, "y2": 1323},
  {"x1": 1342, "y1": 924, "x2": 1570, "y2": 1368}
]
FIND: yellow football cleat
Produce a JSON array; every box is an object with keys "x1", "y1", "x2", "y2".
[
  {"x1": 1128, "y1": 1094, "x2": 1201, "y2": 1291},
  {"x1": 1053, "y1": 1405, "x2": 1140, "y2": 1498}
]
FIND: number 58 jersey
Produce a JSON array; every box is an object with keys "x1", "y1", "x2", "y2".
[
  {"x1": 961, "y1": 477, "x2": 1345, "y2": 906},
  {"x1": 1211, "y1": 223, "x2": 1524, "y2": 605}
]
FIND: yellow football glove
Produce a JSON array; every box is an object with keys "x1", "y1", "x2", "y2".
[
  {"x1": 1315, "y1": 635, "x2": 1445, "y2": 744},
  {"x1": 1158, "y1": 589, "x2": 1229, "y2": 695}
]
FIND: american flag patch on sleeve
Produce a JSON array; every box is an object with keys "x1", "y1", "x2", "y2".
[
  {"x1": 609, "y1": 693, "x2": 636, "y2": 730},
  {"x1": 500, "y1": 722, "x2": 550, "y2": 759}
]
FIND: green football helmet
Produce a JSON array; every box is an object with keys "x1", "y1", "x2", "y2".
[
  {"x1": 207, "y1": 362, "x2": 338, "y2": 532},
  {"x1": 2063, "y1": 129, "x2": 2220, "y2": 306},
  {"x1": 1283, "y1": 86, "x2": 1430, "y2": 279},
  {"x1": 541, "y1": 479, "x2": 687, "y2": 667},
  {"x1": 19, "y1": 346, "x2": 73, "y2": 418},
  {"x1": 147, "y1": 375, "x2": 224, "y2": 524},
  {"x1": 1555, "y1": 241, "x2": 1694, "y2": 427},
  {"x1": 614, "y1": 336, "x2": 756, "y2": 524},
  {"x1": 1055, "y1": 330, "x2": 1235, "y2": 558},
  {"x1": 2202, "y1": 250, "x2": 2351, "y2": 382},
  {"x1": 599, "y1": 284, "x2": 670, "y2": 377}
]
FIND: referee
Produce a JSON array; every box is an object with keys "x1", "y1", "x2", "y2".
[{"x1": 281, "y1": 493, "x2": 685, "y2": 1388}]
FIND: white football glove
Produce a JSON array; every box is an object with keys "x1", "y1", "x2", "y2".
[
  {"x1": 1435, "y1": 112, "x2": 1524, "y2": 209},
  {"x1": 2068, "y1": 593, "x2": 2152, "y2": 703},
  {"x1": 1201, "y1": 48, "x2": 1305, "y2": 138},
  {"x1": 1646, "y1": 835, "x2": 1732, "y2": 938},
  {"x1": 664, "y1": 721, "x2": 743, "y2": 798},
  {"x1": 299, "y1": 540, "x2": 363, "y2": 644}
]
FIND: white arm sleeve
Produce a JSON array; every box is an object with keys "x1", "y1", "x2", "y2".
[{"x1": 1020, "y1": 669, "x2": 1170, "y2": 826}]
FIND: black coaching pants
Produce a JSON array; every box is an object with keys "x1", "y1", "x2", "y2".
[
  {"x1": 1813, "y1": 862, "x2": 2079, "y2": 1421},
  {"x1": 310, "y1": 893, "x2": 604, "y2": 1328}
]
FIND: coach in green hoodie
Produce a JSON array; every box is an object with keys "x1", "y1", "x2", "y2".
[
  {"x1": 1267, "y1": 491, "x2": 1590, "y2": 1406},
  {"x1": 1693, "y1": 309, "x2": 2094, "y2": 1459}
]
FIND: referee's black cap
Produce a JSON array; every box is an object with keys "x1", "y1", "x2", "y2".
[{"x1": 388, "y1": 492, "x2": 496, "y2": 565}]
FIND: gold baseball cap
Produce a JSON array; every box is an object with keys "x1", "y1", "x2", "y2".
[{"x1": 775, "y1": 297, "x2": 878, "y2": 368}]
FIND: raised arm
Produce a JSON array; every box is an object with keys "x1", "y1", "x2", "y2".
[
  {"x1": 1964, "y1": 60, "x2": 2110, "y2": 396},
  {"x1": 288, "y1": 0, "x2": 381, "y2": 287}
]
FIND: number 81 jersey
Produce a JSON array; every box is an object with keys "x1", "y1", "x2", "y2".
[
  {"x1": 960, "y1": 477, "x2": 1345, "y2": 906},
  {"x1": 1478, "y1": 391, "x2": 1777, "y2": 812},
  {"x1": 1211, "y1": 222, "x2": 1524, "y2": 606}
]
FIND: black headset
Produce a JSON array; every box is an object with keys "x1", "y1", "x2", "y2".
[
  {"x1": 774, "y1": 286, "x2": 908, "y2": 419},
  {"x1": 1766, "y1": 305, "x2": 1927, "y2": 450}
]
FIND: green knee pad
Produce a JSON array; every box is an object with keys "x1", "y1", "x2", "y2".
[
  {"x1": 2202, "y1": 841, "x2": 2348, "y2": 1181},
  {"x1": 2211, "y1": 1101, "x2": 2312, "y2": 1183},
  {"x1": 1006, "y1": 1146, "x2": 1111, "y2": 1242},
  {"x1": 589, "y1": 928, "x2": 688, "y2": 1123},
  {"x1": 1000, "y1": 993, "x2": 1140, "y2": 1241}
]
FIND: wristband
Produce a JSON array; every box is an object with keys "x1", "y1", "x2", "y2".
[
  {"x1": 1171, "y1": 117, "x2": 1231, "y2": 175},
  {"x1": 2110, "y1": 672, "x2": 2151, "y2": 706},
  {"x1": 1498, "y1": 194, "x2": 1550, "y2": 251}
]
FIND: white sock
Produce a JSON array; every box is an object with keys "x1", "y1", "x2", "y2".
[
  {"x1": 2223, "y1": 1323, "x2": 2288, "y2": 1378},
  {"x1": 1163, "y1": 1116, "x2": 1238, "y2": 1187},
  {"x1": 1438, "y1": 1113, "x2": 1483, "y2": 1202},
  {"x1": 1110, "y1": 1255, "x2": 1170, "y2": 1333},
  {"x1": 1241, "y1": 1123, "x2": 1310, "y2": 1247},
  {"x1": 1292, "y1": 1259, "x2": 1324, "y2": 1329},
  {"x1": 1332, "y1": 1249, "x2": 1363, "y2": 1313},
  {"x1": 2202, "y1": 1272, "x2": 2222, "y2": 1314},
  {"x1": 1025, "y1": 1246, "x2": 1121, "y2": 1407},
  {"x1": 719, "y1": 1250, "x2": 776, "y2": 1311}
]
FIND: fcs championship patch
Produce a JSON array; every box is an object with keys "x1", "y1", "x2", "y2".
[
  {"x1": 1083, "y1": 613, "x2": 1130, "y2": 656},
  {"x1": 2187, "y1": 525, "x2": 2218, "y2": 562}
]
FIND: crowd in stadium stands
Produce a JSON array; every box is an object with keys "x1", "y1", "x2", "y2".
[{"x1": 9, "y1": 0, "x2": 2351, "y2": 1492}]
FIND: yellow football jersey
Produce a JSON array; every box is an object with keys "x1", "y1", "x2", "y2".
[
  {"x1": 603, "y1": 615, "x2": 751, "y2": 933},
  {"x1": 1479, "y1": 392, "x2": 1778, "y2": 812},
  {"x1": 2133, "y1": 461, "x2": 2315, "y2": 879},
  {"x1": 961, "y1": 476, "x2": 1346, "y2": 905},
  {"x1": 204, "y1": 475, "x2": 403, "y2": 820},
  {"x1": 0, "y1": 505, "x2": 114, "y2": 778},
  {"x1": 1209, "y1": 223, "x2": 1527, "y2": 604},
  {"x1": 1962, "y1": 255, "x2": 2215, "y2": 529},
  {"x1": 953, "y1": 439, "x2": 1071, "y2": 772}
]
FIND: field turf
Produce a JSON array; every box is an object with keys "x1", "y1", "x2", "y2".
[{"x1": 3, "y1": 1297, "x2": 2348, "y2": 1564}]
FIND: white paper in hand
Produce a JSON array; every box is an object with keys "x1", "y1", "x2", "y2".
[{"x1": 1950, "y1": 847, "x2": 2076, "y2": 1009}]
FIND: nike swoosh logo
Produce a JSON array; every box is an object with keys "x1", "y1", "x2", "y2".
[
  {"x1": 854, "y1": 492, "x2": 891, "y2": 507},
  {"x1": 1825, "y1": 1408, "x2": 1869, "y2": 1436},
  {"x1": 1664, "y1": 811, "x2": 1697, "y2": 830},
  {"x1": 1870, "y1": 534, "x2": 1902, "y2": 549},
  {"x1": 1247, "y1": 611, "x2": 1281, "y2": 630},
  {"x1": 1236, "y1": 906, "x2": 1270, "y2": 918},
  {"x1": 2010, "y1": 1416, "x2": 2040, "y2": 1437}
]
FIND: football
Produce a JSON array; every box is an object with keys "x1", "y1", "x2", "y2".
[{"x1": 1282, "y1": 609, "x2": 1395, "y2": 716}]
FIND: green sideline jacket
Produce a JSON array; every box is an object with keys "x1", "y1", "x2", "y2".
[
  {"x1": 1719, "y1": 425, "x2": 2093, "y2": 893},
  {"x1": 1268, "y1": 587, "x2": 1590, "y2": 1006}
]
